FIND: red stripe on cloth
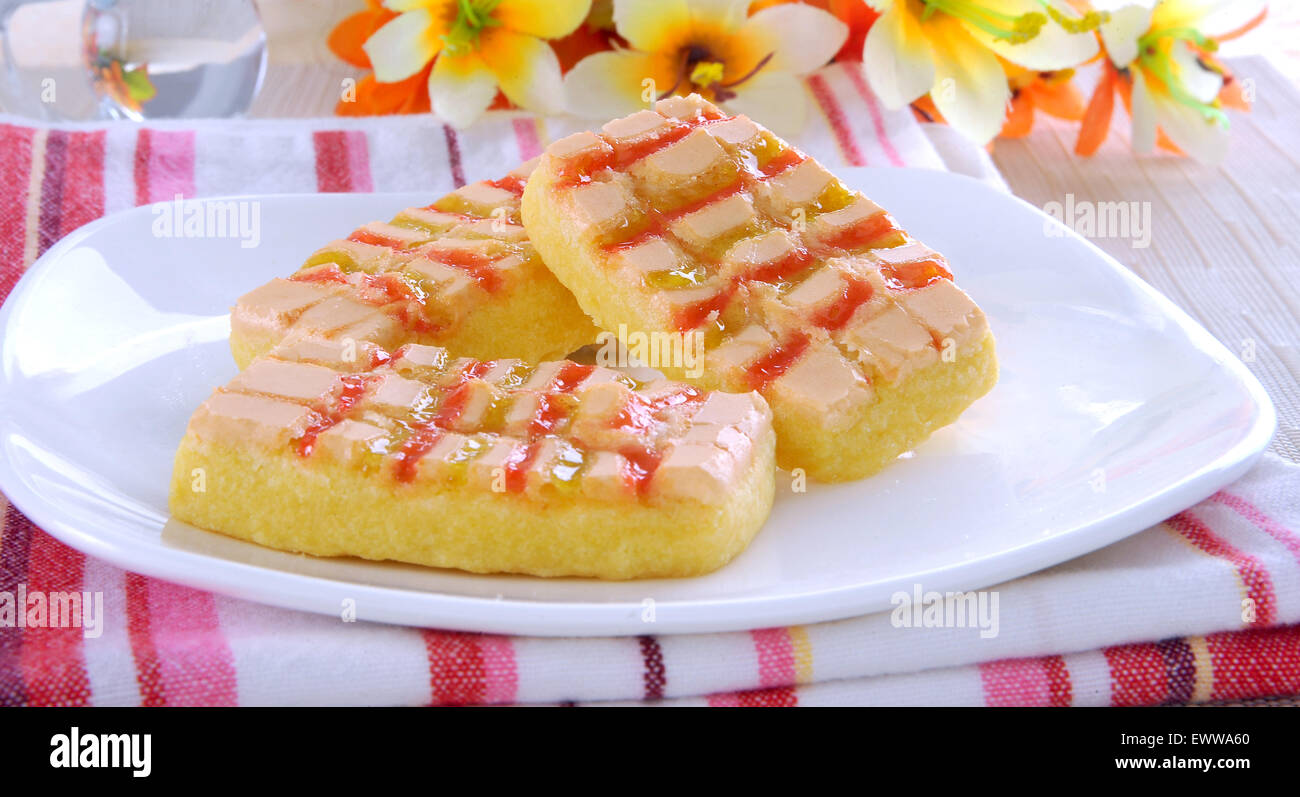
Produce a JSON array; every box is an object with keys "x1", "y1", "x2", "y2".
[
  {"x1": 347, "y1": 131, "x2": 374, "y2": 192},
  {"x1": 0, "y1": 505, "x2": 35, "y2": 706},
  {"x1": 1211, "y1": 491, "x2": 1300, "y2": 568},
  {"x1": 59, "y1": 130, "x2": 107, "y2": 238},
  {"x1": 751, "y1": 628, "x2": 796, "y2": 688},
  {"x1": 1205, "y1": 625, "x2": 1300, "y2": 702},
  {"x1": 1104, "y1": 642, "x2": 1169, "y2": 706},
  {"x1": 36, "y1": 129, "x2": 68, "y2": 257},
  {"x1": 443, "y1": 125, "x2": 467, "y2": 188},
  {"x1": 1166, "y1": 511, "x2": 1278, "y2": 626},
  {"x1": 807, "y1": 73, "x2": 868, "y2": 166},
  {"x1": 18, "y1": 530, "x2": 90, "y2": 706},
  {"x1": 639, "y1": 636, "x2": 666, "y2": 700},
  {"x1": 124, "y1": 573, "x2": 165, "y2": 705},
  {"x1": 842, "y1": 65, "x2": 906, "y2": 167},
  {"x1": 143, "y1": 579, "x2": 237, "y2": 705},
  {"x1": 1155, "y1": 637, "x2": 1196, "y2": 705},
  {"x1": 133, "y1": 129, "x2": 196, "y2": 205},
  {"x1": 0, "y1": 124, "x2": 36, "y2": 300},
  {"x1": 1043, "y1": 655, "x2": 1073, "y2": 706},
  {"x1": 707, "y1": 686, "x2": 798, "y2": 707},
  {"x1": 423, "y1": 630, "x2": 488, "y2": 705},
  {"x1": 479, "y1": 635, "x2": 517, "y2": 703},
  {"x1": 511, "y1": 117, "x2": 544, "y2": 161},
  {"x1": 980, "y1": 656, "x2": 1072, "y2": 706},
  {"x1": 313, "y1": 130, "x2": 352, "y2": 193}
]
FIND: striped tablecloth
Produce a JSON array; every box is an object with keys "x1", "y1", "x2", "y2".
[{"x1": 2, "y1": 63, "x2": 1298, "y2": 706}]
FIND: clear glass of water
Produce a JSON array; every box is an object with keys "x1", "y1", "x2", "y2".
[{"x1": 0, "y1": 0, "x2": 267, "y2": 120}]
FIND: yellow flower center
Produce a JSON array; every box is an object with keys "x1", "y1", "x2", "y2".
[
  {"x1": 689, "y1": 61, "x2": 726, "y2": 88},
  {"x1": 442, "y1": 0, "x2": 503, "y2": 57}
]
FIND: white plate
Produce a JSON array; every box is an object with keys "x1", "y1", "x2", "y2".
[{"x1": 0, "y1": 168, "x2": 1275, "y2": 636}]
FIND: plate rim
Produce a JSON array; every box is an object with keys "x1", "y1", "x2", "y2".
[{"x1": 0, "y1": 168, "x2": 1277, "y2": 636}]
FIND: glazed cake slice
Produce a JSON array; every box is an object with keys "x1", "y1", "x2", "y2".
[
  {"x1": 170, "y1": 337, "x2": 775, "y2": 579},
  {"x1": 230, "y1": 161, "x2": 597, "y2": 369},
  {"x1": 521, "y1": 95, "x2": 997, "y2": 482}
]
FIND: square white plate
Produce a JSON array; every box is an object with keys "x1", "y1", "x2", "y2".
[{"x1": 0, "y1": 167, "x2": 1274, "y2": 636}]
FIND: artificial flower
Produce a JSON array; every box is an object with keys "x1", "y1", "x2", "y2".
[
  {"x1": 563, "y1": 0, "x2": 848, "y2": 134},
  {"x1": 363, "y1": 0, "x2": 593, "y2": 127},
  {"x1": 999, "y1": 63, "x2": 1086, "y2": 137},
  {"x1": 862, "y1": 0, "x2": 1103, "y2": 143},
  {"x1": 1076, "y1": 0, "x2": 1266, "y2": 163},
  {"x1": 748, "y1": 0, "x2": 883, "y2": 61}
]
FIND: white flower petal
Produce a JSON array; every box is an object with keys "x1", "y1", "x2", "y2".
[
  {"x1": 1147, "y1": 74, "x2": 1231, "y2": 164},
  {"x1": 687, "y1": 0, "x2": 751, "y2": 31},
  {"x1": 861, "y1": 0, "x2": 934, "y2": 109},
  {"x1": 1171, "y1": 40, "x2": 1224, "y2": 104},
  {"x1": 739, "y1": 5, "x2": 848, "y2": 76},
  {"x1": 478, "y1": 28, "x2": 567, "y2": 114},
  {"x1": 722, "y1": 69, "x2": 807, "y2": 137},
  {"x1": 928, "y1": 19, "x2": 1010, "y2": 145},
  {"x1": 429, "y1": 53, "x2": 499, "y2": 128},
  {"x1": 364, "y1": 9, "x2": 440, "y2": 83},
  {"x1": 966, "y1": 0, "x2": 1099, "y2": 71},
  {"x1": 613, "y1": 0, "x2": 692, "y2": 52},
  {"x1": 1100, "y1": 4, "x2": 1154, "y2": 68},
  {"x1": 1129, "y1": 69, "x2": 1158, "y2": 153},
  {"x1": 564, "y1": 50, "x2": 665, "y2": 119}
]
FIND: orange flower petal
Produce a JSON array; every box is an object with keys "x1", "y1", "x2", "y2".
[
  {"x1": 999, "y1": 93, "x2": 1035, "y2": 138},
  {"x1": 1028, "y1": 80, "x2": 1085, "y2": 122},
  {"x1": 1075, "y1": 65, "x2": 1115, "y2": 156},
  {"x1": 328, "y1": 7, "x2": 396, "y2": 70}
]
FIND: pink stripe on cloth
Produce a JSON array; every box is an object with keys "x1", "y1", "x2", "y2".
[
  {"x1": 1211, "y1": 491, "x2": 1300, "y2": 568},
  {"x1": 807, "y1": 72, "x2": 868, "y2": 166},
  {"x1": 140, "y1": 578, "x2": 238, "y2": 706},
  {"x1": 751, "y1": 628, "x2": 796, "y2": 688},
  {"x1": 480, "y1": 636, "x2": 518, "y2": 704},
  {"x1": 511, "y1": 117, "x2": 544, "y2": 161},
  {"x1": 980, "y1": 656, "x2": 1072, "y2": 706},
  {"x1": 134, "y1": 129, "x2": 195, "y2": 204},
  {"x1": 842, "y1": 66, "x2": 906, "y2": 167},
  {"x1": 313, "y1": 130, "x2": 372, "y2": 193},
  {"x1": 1166, "y1": 510, "x2": 1279, "y2": 627}
]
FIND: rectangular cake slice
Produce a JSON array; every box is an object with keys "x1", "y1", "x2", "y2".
[
  {"x1": 170, "y1": 337, "x2": 775, "y2": 579},
  {"x1": 230, "y1": 161, "x2": 598, "y2": 369},
  {"x1": 521, "y1": 95, "x2": 997, "y2": 481}
]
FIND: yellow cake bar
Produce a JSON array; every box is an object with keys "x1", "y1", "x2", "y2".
[
  {"x1": 170, "y1": 336, "x2": 775, "y2": 579},
  {"x1": 521, "y1": 95, "x2": 997, "y2": 481},
  {"x1": 230, "y1": 161, "x2": 598, "y2": 369}
]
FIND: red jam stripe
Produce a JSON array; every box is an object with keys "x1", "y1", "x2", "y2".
[
  {"x1": 487, "y1": 174, "x2": 526, "y2": 196},
  {"x1": 880, "y1": 258, "x2": 953, "y2": 290},
  {"x1": 811, "y1": 276, "x2": 873, "y2": 332},
  {"x1": 393, "y1": 380, "x2": 478, "y2": 482},
  {"x1": 296, "y1": 373, "x2": 374, "y2": 457},
  {"x1": 673, "y1": 282, "x2": 738, "y2": 332},
  {"x1": 527, "y1": 393, "x2": 568, "y2": 438},
  {"x1": 502, "y1": 440, "x2": 542, "y2": 494},
  {"x1": 758, "y1": 147, "x2": 805, "y2": 179},
  {"x1": 427, "y1": 247, "x2": 503, "y2": 293},
  {"x1": 555, "y1": 108, "x2": 733, "y2": 186},
  {"x1": 820, "y1": 212, "x2": 905, "y2": 253},
  {"x1": 549, "y1": 361, "x2": 595, "y2": 393},
  {"x1": 745, "y1": 246, "x2": 814, "y2": 285},
  {"x1": 348, "y1": 228, "x2": 407, "y2": 249},
  {"x1": 606, "y1": 177, "x2": 749, "y2": 254},
  {"x1": 745, "y1": 333, "x2": 810, "y2": 392},
  {"x1": 621, "y1": 446, "x2": 663, "y2": 497},
  {"x1": 290, "y1": 263, "x2": 350, "y2": 284}
]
